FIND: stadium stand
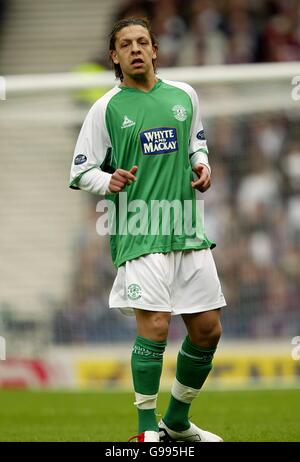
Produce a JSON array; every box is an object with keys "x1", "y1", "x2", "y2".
[{"x1": 114, "y1": 0, "x2": 300, "y2": 66}]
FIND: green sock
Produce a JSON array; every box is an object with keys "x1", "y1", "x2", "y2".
[
  {"x1": 131, "y1": 335, "x2": 166, "y2": 433},
  {"x1": 163, "y1": 336, "x2": 216, "y2": 431}
]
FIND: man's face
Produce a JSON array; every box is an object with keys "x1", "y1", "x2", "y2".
[{"x1": 111, "y1": 25, "x2": 157, "y2": 80}]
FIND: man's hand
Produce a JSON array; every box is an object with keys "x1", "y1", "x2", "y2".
[
  {"x1": 109, "y1": 165, "x2": 138, "y2": 193},
  {"x1": 191, "y1": 164, "x2": 211, "y2": 193}
]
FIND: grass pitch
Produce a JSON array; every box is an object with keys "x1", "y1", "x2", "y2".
[{"x1": 0, "y1": 388, "x2": 299, "y2": 442}]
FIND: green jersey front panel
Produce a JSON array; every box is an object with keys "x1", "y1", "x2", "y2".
[{"x1": 70, "y1": 79, "x2": 214, "y2": 267}]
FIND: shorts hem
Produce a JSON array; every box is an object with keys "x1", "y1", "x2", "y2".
[
  {"x1": 109, "y1": 302, "x2": 171, "y2": 312},
  {"x1": 172, "y1": 300, "x2": 227, "y2": 315},
  {"x1": 109, "y1": 299, "x2": 227, "y2": 316}
]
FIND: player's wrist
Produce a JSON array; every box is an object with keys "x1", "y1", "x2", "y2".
[
  {"x1": 78, "y1": 169, "x2": 112, "y2": 195},
  {"x1": 190, "y1": 151, "x2": 211, "y2": 175},
  {"x1": 194, "y1": 163, "x2": 211, "y2": 177}
]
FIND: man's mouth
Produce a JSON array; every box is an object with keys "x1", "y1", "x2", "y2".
[{"x1": 131, "y1": 58, "x2": 144, "y2": 66}]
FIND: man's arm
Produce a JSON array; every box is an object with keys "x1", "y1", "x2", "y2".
[
  {"x1": 69, "y1": 98, "x2": 112, "y2": 193},
  {"x1": 78, "y1": 168, "x2": 112, "y2": 195},
  {"x1": 70, "y1": 95, "x2": 138, "y2": 195},
  {"x1": 188, "y1": 85, "x2": 211, "y2": 192},
  {"x1": 78, "y1": 165, "x2": 138, "y2": 195},
  {"x1": 78, "y1": 165, "x2": 138, "y2": 196}
]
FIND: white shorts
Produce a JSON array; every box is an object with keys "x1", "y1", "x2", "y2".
[{"x1": 109, "y1": 249, "x2": 226, "y2": 316}]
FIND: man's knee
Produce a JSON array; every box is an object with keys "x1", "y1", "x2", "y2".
[
  {"x1": 136, "y1": 310, "x2": 171, "y2": 342},
  {"x1": 191, "y1": 319, "x2": 222, "y2": 347},
  {"x1": 150, "y1": 312, "x2": 171, "y2": 341},
  {"x1": 203, "y1": 320, "x2": 222, "y2": 344}
]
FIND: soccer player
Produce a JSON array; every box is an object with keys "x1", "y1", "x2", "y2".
[{"x1": 70, "y1": 17, "x2": 226, "y2": 443}]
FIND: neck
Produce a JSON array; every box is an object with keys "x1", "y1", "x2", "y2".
[{"x1": 121, "y1": 73, "x2": 158, "y2": 92}]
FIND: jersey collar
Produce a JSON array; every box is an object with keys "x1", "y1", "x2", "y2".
[{"x1": 119, "y1": 79, "x2": 162, "y2": 94}]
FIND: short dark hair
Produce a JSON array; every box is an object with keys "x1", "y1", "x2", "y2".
[{"x1": 109, "y1": 17, "x2": 158, "y2": 81}]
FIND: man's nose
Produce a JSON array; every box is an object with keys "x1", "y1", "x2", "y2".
[{"x1": 131, "y1": 41, "x2": 141, "y2": 52}]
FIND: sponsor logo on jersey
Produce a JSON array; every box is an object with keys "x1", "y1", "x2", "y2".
[
  {"x1": 121, "y1": 115, "x2": 135, "y2": 129},
  {"x1": 127, "y1": 283, "x2": 142, "y2": 300},
  {"x1": 196, "y1": 130, "x2": 205, "y2": 140},
  {"x1": 140, "y1": 127, "x2": 178, "y2": 155},
  {"x1": 172, "y1": 104, "x2": 187, "y2": 121},
  {"x1": 74, "y1": 154, "x2": 87, "y2": 165}
]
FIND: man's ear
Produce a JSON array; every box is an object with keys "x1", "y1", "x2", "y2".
[
  {"x1": 152, "y1": 45, "x2": 157, "y2": 60},
  {"x1": 111, "y1": 50, "x2": 119, "y2": 65}
]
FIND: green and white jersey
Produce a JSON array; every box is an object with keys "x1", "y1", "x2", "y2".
[{"x1": 70, "y1": 79, "x2": 214, "y2": 267}]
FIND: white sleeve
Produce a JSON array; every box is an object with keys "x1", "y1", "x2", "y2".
[
  {"x1": 78, "y1": 168, "x2": 112, "y2": 196},
  {"x1": 188, "y1": 87, "x2": 211, "y2": 175},
  {"x1": 69, "y1": 97, "x2": 112, "y2": 190}
]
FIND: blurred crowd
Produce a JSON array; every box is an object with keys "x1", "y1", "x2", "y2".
[
  {"x1": 115, "y1": 0, "x2": 300, "y2": 66},
  {"x1": 204, "y1": 113, "x2": 300, "y2": 338}
]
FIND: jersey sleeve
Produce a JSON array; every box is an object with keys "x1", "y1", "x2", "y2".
[
  {"x1": 188, "y1": 87, "x2": 211, "y2": 174},
  {"x1": 69, "y1": 99, "x2": 112, "y2": 189}
]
